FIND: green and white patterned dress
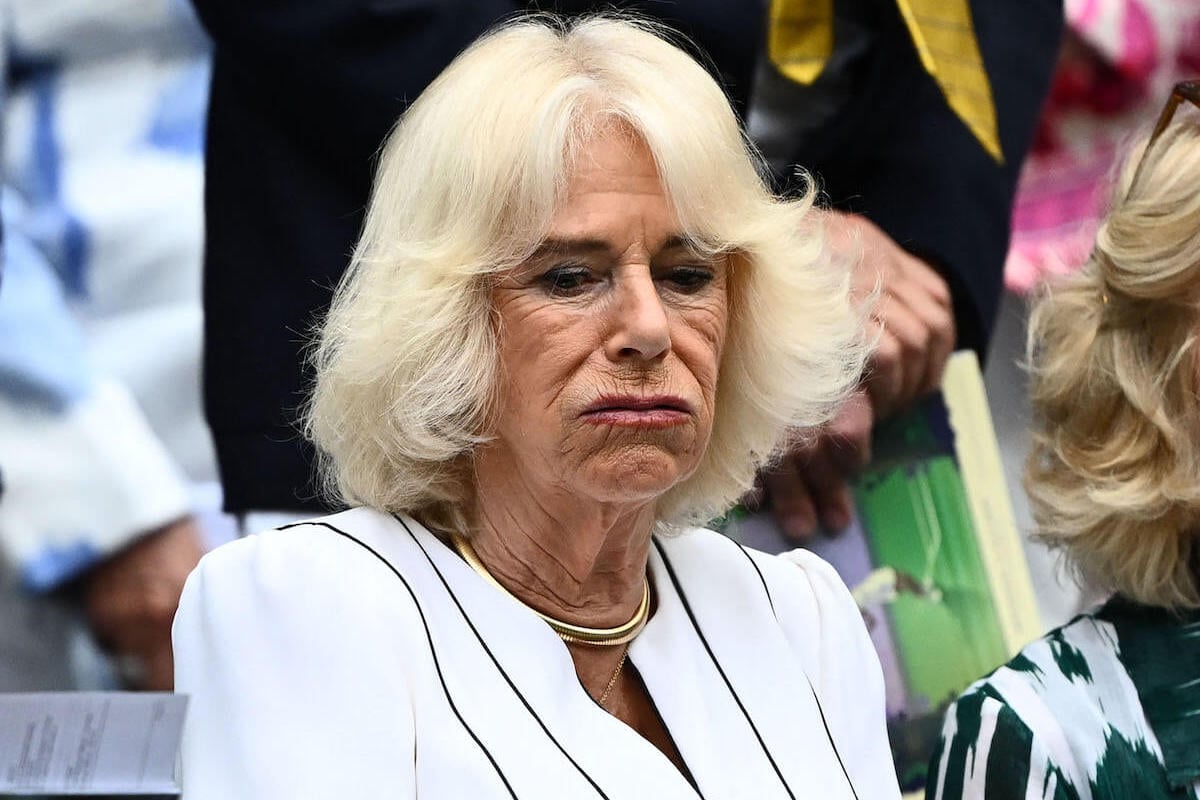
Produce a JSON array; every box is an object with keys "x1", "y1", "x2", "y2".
[{"x1": 926, "y1": 599, "x2": 1200, "y2": 800}]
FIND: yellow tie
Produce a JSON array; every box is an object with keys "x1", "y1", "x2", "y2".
[
  {"x1": 767, "y1": 0, "x2": 834, "y2": 85},
  {"x1": 767, "y1": 0, "x2": 1004, "y2": 164}
]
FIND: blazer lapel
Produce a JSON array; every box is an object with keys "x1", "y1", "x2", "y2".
[{"x1": 644, "y1": 534, "x2": 861, "y2": 800}]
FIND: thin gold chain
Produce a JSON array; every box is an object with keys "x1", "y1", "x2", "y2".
[
  {"x1": 598, "y1": 646, "x2": 630, "y2": 708},
  {"x1": 451, "y1": 533, "x2": 649, "y2": 647}
]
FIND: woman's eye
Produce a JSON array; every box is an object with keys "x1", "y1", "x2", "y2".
[
  {"x1": 663, "y1": 266, "x2": 715, "y2": 293},
  {"x1": 540, "y1": 265, "x2": 593, "y2": 297}
]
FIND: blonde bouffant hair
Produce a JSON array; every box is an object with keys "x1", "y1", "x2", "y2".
[
  {"x1": 304, "y1": 14, "x2": 867, "y2": 535},
  {"x1": 1025, "y1": 118, "x2": 1200, "y2": 610}
]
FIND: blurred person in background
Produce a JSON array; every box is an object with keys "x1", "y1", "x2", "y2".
[
  {"x1": 0, "y1": 0, "x2": 224, "y2": 691},
  {"x1": 745, "y1": 0, "x2": 1062, "y2": 539},
  {"x1": 190, "y1": 0, "x2": 1061, "y2": 542},
  {"x1": 980, "y1": 0, "x2": 1200, "y2": 632},
  {"x1": 927, "y1": 85, "x2": 1200, "y2": 799}
]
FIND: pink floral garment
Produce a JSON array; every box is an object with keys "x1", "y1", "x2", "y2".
[{"x1": 1005, "y1": 0, "x2": 1200, "y2": 294}]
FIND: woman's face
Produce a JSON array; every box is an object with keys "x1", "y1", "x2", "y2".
[{"x1": 480, "y1": 127, "x2": 728, "y2": 507}]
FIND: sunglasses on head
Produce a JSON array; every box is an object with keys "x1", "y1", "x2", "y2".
[{"x1": 1126, "y1": 80, "x2": 1200, "y2": 197}]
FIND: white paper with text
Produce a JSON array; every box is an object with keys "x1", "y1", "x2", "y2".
[{"x1": 0, "y1": 692, "x2": 186, "y2": 795}]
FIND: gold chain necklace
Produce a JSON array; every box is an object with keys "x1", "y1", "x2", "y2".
[
  {"x1": 598, "y1": 646, "x2": 630, "y2": 709},
  {"x1": 450, "y1": 533, "x2": 650, "y2": 647}
]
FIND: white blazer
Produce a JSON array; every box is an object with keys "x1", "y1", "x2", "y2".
[{"x1": 173, "y1": 507, "x2": 899, "y2": 799}]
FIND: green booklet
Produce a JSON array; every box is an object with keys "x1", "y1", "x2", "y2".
[{"x1": 725, "y1": 351, "x2": 1041, "y2": 793}]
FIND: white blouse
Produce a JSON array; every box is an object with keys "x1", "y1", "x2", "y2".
[{"x1": 173, "y1": 507, "x2": 899, "y2": 799}]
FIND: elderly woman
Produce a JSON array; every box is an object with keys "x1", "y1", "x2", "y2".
[
  {"x1": 927, "y1": 86, "x2": 1200, "y2": 799},
  {"x1": 173, "y1": 14, "x2": 897, "y2": 799}
]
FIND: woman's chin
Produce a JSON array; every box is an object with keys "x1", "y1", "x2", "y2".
[{"x1": 574, "y1": 449, "x2": 694, "y2": 504}]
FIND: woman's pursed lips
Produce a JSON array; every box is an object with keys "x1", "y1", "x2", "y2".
[{"x1": 580, "y1": 395, "x2": 693, "y2": 428}]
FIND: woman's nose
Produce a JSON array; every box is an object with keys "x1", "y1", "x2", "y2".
[{"x1": 604, "y1": 270, "x2": 671, "y2": 362}]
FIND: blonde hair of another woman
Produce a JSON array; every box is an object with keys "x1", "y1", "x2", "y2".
[
  {"x1": 304, "y1": 14, "x2": 868, "y2": 535},
  {"x1": 1025, "y1": 119, "x2": 1200, "y2": 610}
]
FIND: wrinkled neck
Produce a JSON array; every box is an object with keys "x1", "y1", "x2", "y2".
[{"x1": 466, "y1": 457, "x2": 656, "y2": 628}]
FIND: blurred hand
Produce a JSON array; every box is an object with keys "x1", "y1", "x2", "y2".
[
  {"x1": 84, "y1": 517, "x2": 203, "y2": 690},
  {"x1": 747, "y1": 390, "x2": 874, "y2": 542},
  {"x1": 748, "y1": 212, "x2": 955, "y2": 542},
  {"x1": 829, "y1": 211, "x2": 956, "y2": 419}
]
